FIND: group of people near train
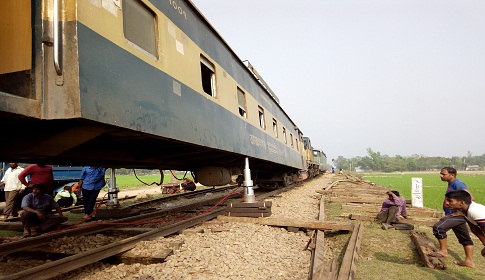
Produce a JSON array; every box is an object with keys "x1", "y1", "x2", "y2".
[
  {"x1": 1, "y1": 163, "x2": 198, "y2": 237},
  {"x1": 1, "y1": 163, "x2": 106, "y2": 237},
  {"x1": 376, "y1": 166, "x2": 485, "y2": 268}
]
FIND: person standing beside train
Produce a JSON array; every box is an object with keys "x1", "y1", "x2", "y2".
[
  {"x1": 0, "y1": 163, "x2": 27, "y2": 220},
  {"x1": 18, "y1": 163, "x2": 54, "y2": 196},
  {"x1": 78, "y1": 166, "x2": 106, "y2": 220}
]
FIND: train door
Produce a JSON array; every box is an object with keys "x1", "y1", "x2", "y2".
[
  {"x1": 0, "y1": 0, "x2": 33, "y2": 99},
  {"x1": 0, "y1": 0, "x2": 70, "y2": 120}
]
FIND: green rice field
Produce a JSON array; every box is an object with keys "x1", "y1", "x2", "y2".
[
  {"x1": 106, "y1": 174, "x2": 194, "y2": 189},
  {"x1": 363, "y1": 172, "x2": 485, "y2": 211},
  {"x1": 108, "y1": 175, "x2": 171, "y2": 188}
]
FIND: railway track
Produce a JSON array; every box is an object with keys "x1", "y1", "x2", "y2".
[
  {"x1": 0, "y1": 209, "x2": 226, "y2": 280},
  {"x1": 0, "y1": 184, "x2": 295, "y2": 279}
]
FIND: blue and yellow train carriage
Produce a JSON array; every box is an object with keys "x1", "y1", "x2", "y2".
[{"x1": 0, "y1": 0, "x2": 306, "y2": 186}]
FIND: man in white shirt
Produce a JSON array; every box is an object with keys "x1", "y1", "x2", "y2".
[
  {"x1": 0, "y1": 163, "x2": 27, "y2": 220},
  {"x1": 446, "y1": 190, "x2": 485, "y2": 259}
]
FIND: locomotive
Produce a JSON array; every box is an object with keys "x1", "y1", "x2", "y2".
[{"x1": 0, "y1": 0, "x2": 326, "y2": 187}]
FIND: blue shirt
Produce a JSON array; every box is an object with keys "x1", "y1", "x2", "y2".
[
  {"x1": 80, "y1": 167, "x2": 106, "y2": 190},
  {"x1": 21, "y1": 193, "x2": 59, "y2": 214},
  {"x1": 443, "y1": 178, "x2": 468, "y2": 215}
]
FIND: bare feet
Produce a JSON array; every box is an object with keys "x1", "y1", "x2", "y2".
[
  {"x1": 454, "y1": 260, "x2": 476, "y2": 268},
  {"x1": 428, "y1": 251, "x2": 448, "y2": 258},
  {"x1": 381, "y1": 223, "x2": 394, "y2": 230}
]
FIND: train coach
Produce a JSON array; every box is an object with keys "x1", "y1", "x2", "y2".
[
  {"x1": 302, "y1": 137, "x2": 328, "y2": 179},
  {"x1": 0, "y1": 0, "x2": 325, "y2": 187}
]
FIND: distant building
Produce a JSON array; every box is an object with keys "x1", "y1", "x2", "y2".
[{"x1": 465, "y1": 165, "x2": 480, "y2": 171}]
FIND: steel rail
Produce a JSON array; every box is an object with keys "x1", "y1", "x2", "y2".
[
  {"x1": 0, "y1": 192, "x2": 235, "y2": 256},
  {"x1": 127, "y1": 185, "x2": 237, "y2": 208},
  {"x1": 2, "y1": 195, "x2": 137, "y2": 223},
  {"x1": 0, "y1": 208, "x2": 225, "y2": 280}
]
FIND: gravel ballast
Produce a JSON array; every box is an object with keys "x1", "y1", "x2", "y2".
[{"x1": 52, "y1": 175, "x2": 333, "y2": 280}]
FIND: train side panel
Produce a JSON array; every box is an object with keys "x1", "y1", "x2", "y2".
[
  {"x1": 75, "y1": 0, "x2": 303, "y2": 169},
  {"x1": 0, "y1": 0, "x2": 306, "y2": 178}
]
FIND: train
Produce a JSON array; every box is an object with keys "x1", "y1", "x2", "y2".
[{"x1": 0, "y1": 0, "x2": 326, "y2": 188}]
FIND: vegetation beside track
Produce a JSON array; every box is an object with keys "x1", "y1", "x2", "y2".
[
  {"x1": 363, "y1": 172, "x2": 485, "y2": 210},
  {"x1": 326, "y1": 173, "x2": 485, "y2": 280}
]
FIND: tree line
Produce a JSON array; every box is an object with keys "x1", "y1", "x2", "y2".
[{"x1": 334, "y1": 148, "x2": 485, "y2": 172}]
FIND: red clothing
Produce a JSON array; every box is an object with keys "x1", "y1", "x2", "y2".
[{"x1": 18, "y1": 164, "x2": 54, "y2": 190}]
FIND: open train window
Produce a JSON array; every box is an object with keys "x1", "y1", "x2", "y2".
[
  {"x1": 290, "y1": 133, "x2": 294, "y2": 148},
  {"x1": 200, "y1": 55, "x2": 216, "y2": 97},
  {"x1": 258, "y1": 106, "x2": 265, "y2": 129},
  {"x1": 123, "y1": 0, "x2": 158, "y2": 58},
  {"x1": 237, "y1": 87, "x2": 247, "y2": 118},
  {"x1": 283, "y1": 128, "x2": 287, "y2": 144},
  {"x1": 272, "y1": 119, "x2": 278, "y2": 137}
]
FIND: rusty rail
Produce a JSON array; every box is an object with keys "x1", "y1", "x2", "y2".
[
  {"x1": 0, "y1": 192, "x2": 234, "y2": 256},
  {"x1": 0, "y1": 209, "x2": 225, "y2": 280}
]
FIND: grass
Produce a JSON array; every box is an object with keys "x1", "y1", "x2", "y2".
[
  {"x1": 356, "y1": 221, "x2": 485, "y2": 280},
  {"x1": 106, "y1": 174, "x2": 193, "y2": 190},
  {"x1": 325, "y1": 173, "x2": 485, "y2": 280},
  {"x1": 362, "y1": 172, "x2": 485, "y2": 211}
]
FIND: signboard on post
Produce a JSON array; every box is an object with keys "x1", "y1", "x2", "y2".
[{"x1": 411, "y1": 177, "x2": 423, "y2": 208}]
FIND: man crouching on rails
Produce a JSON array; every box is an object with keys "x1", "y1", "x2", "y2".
[
  {"x1": 21, "y1": 183, "x2": 68, "y2": 237},
  {"x1": 376, "y1": 190, "x2": 408, "y2": 230},
  {"x1": 446, "y1": 190, "x2": 485, "y2": 260}
]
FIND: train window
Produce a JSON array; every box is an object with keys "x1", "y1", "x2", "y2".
[
  {"x1": 237, "y1": 87, "x2": 247, "y2": 118},
  {"x1": 272, "y1": 119, "x2": 278, "y2": 137},
  {"x1": 290, "y1": 133, "x2": 294, "y2": 147},
  {"x1": 122, "y1": 0, "x2": 158, "y2": 58},
  {"x1": 258, "y1": 106, "x2": 266, "y2": 129},
  {"x1": 303, "y1": 138, "x2": 311, "y2": 149},
  {"x1": 296, "y1": 137, "x2": 299, "y2": 151},
  {"x1": 283, "y1": 128, "x2": 287, "y2": 144},
  {"x1": 200, "y1": 55, "x2": 216, "y2": 97}
]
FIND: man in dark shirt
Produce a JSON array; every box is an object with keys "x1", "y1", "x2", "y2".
[{"x1": 21, "y1": 183, "x2": 67, "y2": 237}]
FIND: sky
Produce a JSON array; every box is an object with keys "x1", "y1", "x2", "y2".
[{"x1": 190, "y1": 0, "x2": 485, "y2": 159}]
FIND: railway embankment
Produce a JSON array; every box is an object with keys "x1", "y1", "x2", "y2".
[{"x1": 2, "y1": 174, "x2": 485, "y2": 279}]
